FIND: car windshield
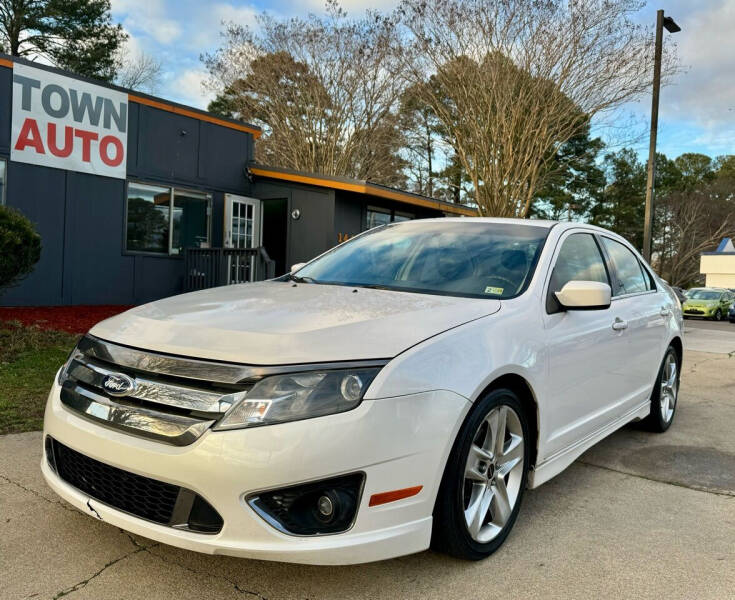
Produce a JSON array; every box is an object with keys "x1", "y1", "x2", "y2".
[
  {"x1": 687, "y1": 290, "x2": 721, "y2": 300},
  {"x1": 293, "y1": 221, "x2": 549, "y2": 299}
]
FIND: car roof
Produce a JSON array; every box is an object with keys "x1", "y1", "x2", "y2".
[
  {"x1": 401, "y1": 217, "x2": 632, "y2": 240},
  {"x1": 403, "y1": 217, "x2": 558, "y2": 228},
  {"x1": 402, "y1": 217, "x2": 621, "y2": 233}
]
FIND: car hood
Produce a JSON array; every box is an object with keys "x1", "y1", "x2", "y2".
[{"x1": 89, "y1": 282, "x2": 500, "y2": 364}]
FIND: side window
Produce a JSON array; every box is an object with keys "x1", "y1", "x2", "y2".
[
  {"x1": 639, "y1": 262, "x2": 656, "y2": 291},
  {"x1": 601, "y1": 237, "x2": 648, "y2": 296},
  {"x1": 547, "y1": 233, "x2": 609, "y2": 313}
]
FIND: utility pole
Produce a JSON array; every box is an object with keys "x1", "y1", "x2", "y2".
[{"x1": 643, "y1": 9, "x2": 680, "y2": 263}]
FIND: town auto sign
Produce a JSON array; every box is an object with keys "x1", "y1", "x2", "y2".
[{"x1": 11, "y1": 63, "x2": 128, "y2": 179}]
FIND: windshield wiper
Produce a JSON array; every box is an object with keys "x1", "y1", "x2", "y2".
[
  {"x1": 353, "y1": 283, "x2": 394, "y2": 291},
  {"x1": 287, "y1": 273, "x2": 317, "y2": 284}
]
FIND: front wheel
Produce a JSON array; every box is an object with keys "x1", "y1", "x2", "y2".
[
  {"x1": 642, "y1": 346, "x2": 680, "y2": 432},
  {"x1": 432, "y1": 388, "x2": 529, "y2": 560},
  {"x1": 713, "y1": 308, "x2": 723, "y2": 321}
]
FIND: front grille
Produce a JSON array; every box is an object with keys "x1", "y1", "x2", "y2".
[
  {"x1": 50, "y1": 438, "x2": 179, "y2": 523},
  {"x1": 684, "y1": 309, "x2": 704, "y2": 314},
  {"x1": 47, "y1": 437, "x2": 223, "y2": 532},
  {"x1": 58, "y1": 336, "x2": 255, "y2": 445}
]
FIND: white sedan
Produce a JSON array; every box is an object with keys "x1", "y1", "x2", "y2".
[{"x1": 42, "y1": 218, "x2": 682, "y2": 564}]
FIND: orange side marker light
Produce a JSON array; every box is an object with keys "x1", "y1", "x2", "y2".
[{"x1": 369, "y1": 485, "x2": 423, "y2": 507}]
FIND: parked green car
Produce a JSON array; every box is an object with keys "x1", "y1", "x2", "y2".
[{"x1": 682, "y1": 288, "x2": 734, "y2": 320}]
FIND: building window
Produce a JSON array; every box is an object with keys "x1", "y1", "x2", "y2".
[
  {"x1": 0, "y1": 159, "x2": 6, "y2": 205},
  {"x1": 126, "y1": 182, "x2": 211, "y2": 255},
  {"x1": 172, "y1": 189, "x2": 211, "y2": 255},
  {"x1": 365, "y1": 206, "x2": 415, "y2": 230},
  {"x1": 366, "y1": 206, "x2": 391, "y2": 229}
]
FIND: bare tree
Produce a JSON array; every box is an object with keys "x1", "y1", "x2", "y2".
[
  {"x1": 654, "y1": 180, "x2": 735, "y2": 287},
  {"x1": 399, "y1": 0, "x2": 678, "y2": 217},
  {"x1": 202, "y1": 1, "x2": 408, "y2": 187},
  {"x1": 115, "y1": 46, "x2": 162, "y2": 93}
]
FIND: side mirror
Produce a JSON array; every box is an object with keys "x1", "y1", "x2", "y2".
[
  {"x1": 555, "y1": 281, "x2": 611, "y2": 311},
  {"x1": 290, "y1": 263, "x2": 306, "y2": 273}
]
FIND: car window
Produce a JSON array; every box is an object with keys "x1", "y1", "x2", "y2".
[
  {"x1": 601, "y1": 237, "x2": 648, "y2": 296},
  {"x1": 547, "y1": 233, "x2": 609, "y2": 312},
  {"x1": 639, "y1": 262, "x2": 656, "y2": 291},
  {"x1": 688, "y1": 290, "x2": 721, "y2": 300},
  {"x1": 294, "y1": 221, "x2": 549, "y2": 299}
]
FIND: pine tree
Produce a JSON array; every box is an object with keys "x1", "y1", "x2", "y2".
[{"x1": 0, "y1": 0, "x2": 126, "y2": 81}]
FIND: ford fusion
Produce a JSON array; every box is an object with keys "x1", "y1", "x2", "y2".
[{"x1": 42, "y1": 219, "x2": 683, "y2": 564}]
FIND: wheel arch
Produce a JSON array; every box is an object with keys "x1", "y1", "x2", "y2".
[
  {"x1": 669, "y1": 336, "x2": 683, "y2": 365},
  {"x1": 476, "y1": 373, "x2": 540, "y2": 470}
]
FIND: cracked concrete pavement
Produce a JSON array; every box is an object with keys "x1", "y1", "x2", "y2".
[{"x1": 1, "y1": 342, "x2": 734, "y2": 599}]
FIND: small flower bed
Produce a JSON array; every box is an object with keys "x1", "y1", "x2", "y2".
[{"x1": 0, "y1": 305, "x2": 133, "y2": 335}]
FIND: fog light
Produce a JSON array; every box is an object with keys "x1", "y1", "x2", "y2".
[
  {"x1": 317, "y1": 494, "x2": 334, "y2": 519},
  {"x1": 248, "y1": 473, "x2": 364, "y2": 535}
]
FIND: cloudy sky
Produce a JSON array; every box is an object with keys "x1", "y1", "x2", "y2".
[{"x1": 110, "y1": 0, "x2": 735, "y2": 161}]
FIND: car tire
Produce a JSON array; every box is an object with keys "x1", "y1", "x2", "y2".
[
  {"x1": 642, "y1": 346, "x2": 680, "y2": 433},
  {"x1": 431, "y1": 388, "x2": 530, "y2": 560},
  {"x1": 713, "y1": 308, "x2": 723, "y2": 321}
]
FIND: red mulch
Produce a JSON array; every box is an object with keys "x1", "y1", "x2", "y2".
[{"x1": 0, "y1": 305, "x2": 134, "y2": 335}]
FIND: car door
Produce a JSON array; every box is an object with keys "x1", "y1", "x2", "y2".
[
  {"x1": 542, "y1": 231, "x2": 629, "y2": 458},
  {"x1": 720, "y1": 292, "x2": 732, "y2": 315},
  {"x1": 599, "y1": 236, "x2": 668, "y2": 409}
]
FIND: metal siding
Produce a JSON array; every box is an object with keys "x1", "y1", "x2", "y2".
[
  {"x1": 134, "y1": 106, "x2": 200, "y2": 181},
  {"x1": 64, "y1": 172, "x2": 134, "y2": 304},
  {"x1": 211, "y1": 191, "x2": 225, "y2": 247},
  {"x1": 133, "y1": 254, "x2": 184, "y2": 305},
  {"x1": 2, "y1": 162, "x2": 66, "y2": 305},
  {"x1": 0, "y1": 66, "x2": 11, "y2": 155},
  {"x1": 198, "y1": 122, "x2": 253, "y2": 191},
  {"x1": 126, "y1": 100, "x2": 139, "y2": 173},
  {"x1": 334, "y1": 194, "x2": 363, "y2": 240},
  {"x1": 287, "y1": 187, "x2": 335, "y2": 265}
]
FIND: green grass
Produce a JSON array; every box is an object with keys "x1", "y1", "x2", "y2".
[{"x1": 0, "y1": 322, "x2": 79, "y2": 435}]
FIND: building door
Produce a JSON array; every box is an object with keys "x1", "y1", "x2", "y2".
[{"x1": 224, "y1": 194, "x2": 262, "y2": 283}]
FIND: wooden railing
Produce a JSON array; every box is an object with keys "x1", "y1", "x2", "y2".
[{"x1": 183, "y1": 247, "x2": 276, "y2": 292}]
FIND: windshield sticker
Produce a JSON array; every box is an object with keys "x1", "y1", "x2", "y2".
[{"x1": 484, "y1": 286, "x2": 504, "y2": 295}]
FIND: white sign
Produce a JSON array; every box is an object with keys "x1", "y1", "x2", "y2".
[{"x1": 11, "y1": 63, "x2": 128, "y2": 179}]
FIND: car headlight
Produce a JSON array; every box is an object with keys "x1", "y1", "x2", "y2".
[
  {"x1": 214, "y1": 368, "x2": 381, "y2": 430},
  {"x1": 57, "y1": 346, "x2": 83, "y2": 385}
]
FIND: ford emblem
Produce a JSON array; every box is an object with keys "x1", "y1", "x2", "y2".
[{"x1": 102, "y1": 373, "x2": 136, "y2": 397}]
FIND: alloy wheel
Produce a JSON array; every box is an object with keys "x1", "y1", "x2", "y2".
[
  {"x1": 660, "y1": 351, "x2": 678, "y2": 423},
  {"x1": 462, "y1": 405, "x2": 524, "y2": 543}
]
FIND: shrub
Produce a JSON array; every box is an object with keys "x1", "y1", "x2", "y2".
[{"x1": 0, "y1": 205, "x2": 42, "y2": 292}]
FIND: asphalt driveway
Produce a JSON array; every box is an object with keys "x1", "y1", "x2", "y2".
[{"x1": 1, "y1": 346, "x2": 734, "y2": 600}]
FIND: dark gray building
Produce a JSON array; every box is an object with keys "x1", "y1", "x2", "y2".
[{"x1": 0, "y1": 55, "x2": 474, "y2": 307}]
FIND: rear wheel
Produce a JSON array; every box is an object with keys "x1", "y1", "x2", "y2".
[
  {"x1": 643, "y1": 346, "x2": 680, "y2": 432},
  {"x1": 432, "y1": 388, "x2": 529, "y2": 560}
]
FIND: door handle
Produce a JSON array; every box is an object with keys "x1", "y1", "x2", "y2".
[
  {"x1": 660, "y1": 307, "x2": 672, "y2": 317},
  {"x1": 612, "y1": 318, "x2": 628, "y2": 331}
]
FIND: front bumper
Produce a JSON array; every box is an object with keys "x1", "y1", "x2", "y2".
[
  {"x1": 683, "y1": 307, "x2": 714, "y2": 317},
  {"x1": 42, "y1": 379, "x2": 469, "y2": 565}
]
